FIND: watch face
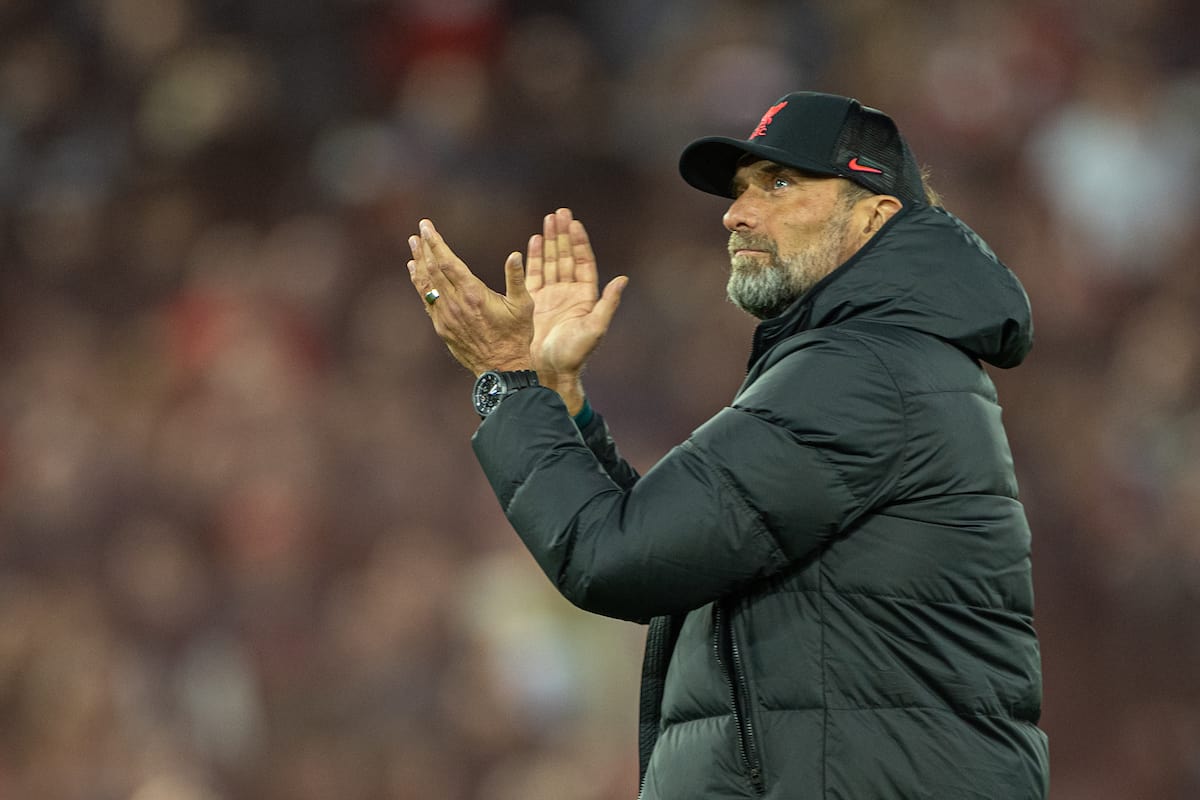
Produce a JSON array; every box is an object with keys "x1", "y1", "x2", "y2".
[{"x1": 472, "y1": 372, "x2": 505, "y2": 416}]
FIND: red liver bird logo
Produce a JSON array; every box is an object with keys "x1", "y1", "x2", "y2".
[{"x1": 750, "y1": 101, "x2": 788, "y2": 139}]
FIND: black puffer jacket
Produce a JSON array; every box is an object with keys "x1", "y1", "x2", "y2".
[{"x1": 472, "y1": 203, "x2": 1049, "y2": 799}]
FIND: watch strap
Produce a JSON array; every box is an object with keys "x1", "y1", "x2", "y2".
[{"x1": 501, "y1": 370, "x2": 540, "y2": 391}]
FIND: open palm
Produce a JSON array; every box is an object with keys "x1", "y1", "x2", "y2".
[{"x1": 526, "y1": 209, "x2": 626, "y2": 379}]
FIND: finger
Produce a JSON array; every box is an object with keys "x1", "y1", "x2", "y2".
[
  {"x1": 555, "y1": 208, "x2": 574, "y2": 282},
  {"x1": 410, "y1": 224, "x2": 449, "y2": 295},
  {"x1": 541, "y1": 213, "x2": 559, "y2": 284},
  {"x1": 503, "y1": 251, "x2": 530, "y2": 307},
  {"x1": 408, "y1": 235, "x2": 438, "y2": 299},
  {"x1": 568, "y1": 219, "x2": 598, "y2": 286},
  {"x1": 406, "y1": 257, "x2": 423, "y2": 298},
  {"x1": 590, "y1": 275, "x2": 629, "y2": 333},
  {"x1": 408, "y1": 235, "x2": 422, "y2": 280},
  {"x1": 408, "y1": 258, "x2": 440, "y2": 317},
  {"x1": 417, "y1": 233, "x2": 449, "y2": 295},
  {"x1": 419, "y1": 219, "x2": 472, "y2": 290},
  {"x1": 525, "y1": 234, "x2": 544, "y2": 292}
]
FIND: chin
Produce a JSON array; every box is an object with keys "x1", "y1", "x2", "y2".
[{"x1": 730, "y1": 256, "x2": 770, "y2": 273}]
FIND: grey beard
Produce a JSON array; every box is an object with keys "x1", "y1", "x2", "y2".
[
  {"x1": 726, "y1": 257, "x2": 808, "y2": 319},
  {"x1": 726, "y1": 206, "x2": 854, "y2": 319}
]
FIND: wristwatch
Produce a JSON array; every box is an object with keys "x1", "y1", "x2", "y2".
[{"x1": 472, "y1": 370, "x2": 540, "y2": 418}]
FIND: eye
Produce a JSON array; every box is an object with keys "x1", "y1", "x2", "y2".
[{"x1": 772, "y1": 176, "x2": 790, "y2": 190}]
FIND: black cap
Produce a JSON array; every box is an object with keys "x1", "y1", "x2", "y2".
[{"x1": 679, "y1": 91, "x2": 925, "y2": 205}]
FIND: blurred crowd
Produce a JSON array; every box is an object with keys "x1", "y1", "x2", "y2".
[{"x1": 1, "y1": 0, "x2": 1199, "y2": 797}]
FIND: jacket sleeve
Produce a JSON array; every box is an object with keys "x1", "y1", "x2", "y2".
[
  {"x1": 471, "y1": 338, "x2": 905, "y2": 622},
  {"x1": 578, "y1": 411, "x2": 640, "y2": 490}
]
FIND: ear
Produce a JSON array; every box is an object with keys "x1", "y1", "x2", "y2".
[{"x1": 863, "y1": 194, "x2": 903, "y2": 235}]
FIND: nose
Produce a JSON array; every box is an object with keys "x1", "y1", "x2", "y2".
[{"x1": 723, "y1": 190, "x2": 759, "y2": 232}]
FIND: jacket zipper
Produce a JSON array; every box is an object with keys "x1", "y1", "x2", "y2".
[{"x1": 714, "y1": 602, "x2": 766, "y2": 795}]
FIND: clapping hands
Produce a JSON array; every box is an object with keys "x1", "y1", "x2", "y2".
[{"x1": 408, "y1": 209, "x2": 627, "y2": 414}]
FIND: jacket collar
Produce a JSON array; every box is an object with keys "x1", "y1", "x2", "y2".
[{"x1": 747, "y1": 203, "x2": 1033, "y2": 372}]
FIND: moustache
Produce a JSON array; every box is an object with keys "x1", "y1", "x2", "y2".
[{"x1": 728, "y1": 233, "x2": 776, "y2": 257}]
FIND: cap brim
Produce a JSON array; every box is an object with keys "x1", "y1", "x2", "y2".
[{"x1": 678, "y1": 136, "x2": 842, "y2": 198}]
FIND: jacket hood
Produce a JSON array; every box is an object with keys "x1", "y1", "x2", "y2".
[{"x1": 753, "y1": 203, "x2": 1033, "y2": 369}]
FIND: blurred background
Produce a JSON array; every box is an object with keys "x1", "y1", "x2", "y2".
[{"x1": 1, "y1": 0, "x2": 1198, "y2": 797}]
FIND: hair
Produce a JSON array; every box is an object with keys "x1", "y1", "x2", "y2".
[
  {"x1": 841, "y1": 167, "x2": 942, "y2": 208},
  {"x1": 919, "y1": 166, "x2": 942, "y2": 207},
  {"x1": 839, "y1": 181, "x2": 876, "y2": 209}
]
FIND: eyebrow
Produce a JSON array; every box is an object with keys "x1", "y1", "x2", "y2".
[{"x1": 729, "y1": 161, "x2": 798, "y2": 195}]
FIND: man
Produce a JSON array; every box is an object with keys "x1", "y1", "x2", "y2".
[{"x1": 408, "y1": 91, "x2": 1049, "y2": 798}]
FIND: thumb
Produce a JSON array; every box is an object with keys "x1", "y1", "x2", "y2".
[
  {"x1": 591, "y1": 275, "x2": 628, "y2": 331},
  {"x1": 503, "y1": 251, "x2": 529, "y2": 304}
]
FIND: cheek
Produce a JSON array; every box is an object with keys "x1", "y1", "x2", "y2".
[{"x1": 774, "y1": 218, "x2": 823, "y2": 255}]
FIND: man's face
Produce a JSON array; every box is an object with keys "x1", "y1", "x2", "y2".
[{"x1": 723, "y1": 159, "x2": 859, "y2": 319}]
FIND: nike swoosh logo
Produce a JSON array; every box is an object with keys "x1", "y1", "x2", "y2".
[{"x1": 848, "y1": 157, "x2": 883, "y2": 174}]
